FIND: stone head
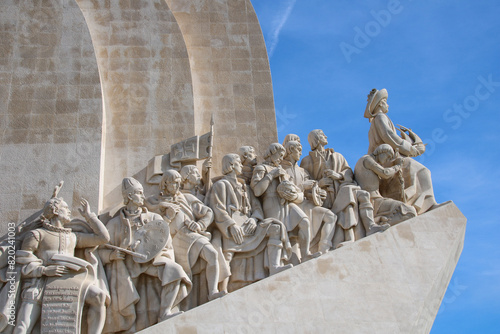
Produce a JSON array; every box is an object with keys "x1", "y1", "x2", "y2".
[
  {"x1": 180, "y1": 165, "x2": 201, "y2": 187},
  {"x1": 373, "y1": 144, "x2": 395, "y2": 164},
  {"x1": 238, "y1": 146, "x2": 257, "y2": 167},
  {"x1": 282, "y1": 134, "x2": 301, "y2": 146},
  {"x1": 308, "y1": 129, "x2": 328, "y2": 150},
  {"x1": 222, "y1": 154, "x2": 242, "y2": 175},
  {"x1": 263, "y1": 143, "x2": 286, "y2": 166},
  {"x1": 122, "y1": 177, "x2": 145, "y2": 206},
  {"x1": 284, "y1": 140, "x2": 302, "y2": 162},
  {"x1": 160, "y1": 170, "x2": 183, "y2": 196},
  {"x1": 42, "y1": 197, "x2": 71, "y2": 224},
  {"x1": 365, "y1": 88, "x2": 389, "y2": 119}
]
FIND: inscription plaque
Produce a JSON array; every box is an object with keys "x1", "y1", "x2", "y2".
[{"x1": 41, "y1": 267, "x2": 92, "y2": 334}]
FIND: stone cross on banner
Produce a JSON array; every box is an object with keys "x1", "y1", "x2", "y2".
[
  {"x1": 170, "y1": 131, "x2": 211, "y2": 165},
  {"x1": 146, "y1": 130, "x2": 212, "y2": 184}
]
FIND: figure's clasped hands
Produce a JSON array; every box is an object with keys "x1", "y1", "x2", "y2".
[
  {"x1": 187, "y1": 220, "x2": 202, "y2": 233},
  {"x1": 280, "y1": 187, "x2": 298, "y2": 202},
  {"x1": 229, "y1": 224, "x2": 244, "y2": 245},
  {"x1": 160, "y1": 202, "x2": 180, "y2": 220},
  {"x1": 243, "y1": 218, "x2": 257, "y2": 235},
  {"x1": 324, "y1": 169, "x2": 343, "y2": 180},
  {"x1": 270, "y1": 166, "x2": 286, "y2": 179}
]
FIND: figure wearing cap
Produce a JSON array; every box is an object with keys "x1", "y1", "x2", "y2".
[
  {"x1": 100, "y1": 177, "x2": 191, "y2": 333},
  {"x1": 13, "y1": 182, "x2": 110, "y2": 334},
  {"x1": 364, "y1": 88, "x2": 440, "y2": 214}
]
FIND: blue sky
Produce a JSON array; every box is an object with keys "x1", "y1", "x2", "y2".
[{"x1": 251, "y1": 1, "x2": 500, "y2": 332}]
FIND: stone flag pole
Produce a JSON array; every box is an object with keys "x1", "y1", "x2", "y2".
[{"x1": 0, "y1": 1, "x2": 464, "y2": 333}]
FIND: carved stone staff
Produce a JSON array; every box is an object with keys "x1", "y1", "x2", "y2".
[{"x1": 204, "y1": 114, "x2": 215, "y2": 191}]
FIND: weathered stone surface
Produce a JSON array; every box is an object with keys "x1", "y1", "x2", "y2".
[
  {"x1": 0, "y1": 0, "x2": 277, "y2": 228},
  {"x1": 140, "y1": 202, "x2": 465, "y2": 334},
  {"x1": 165, "y1": 0, "x2": 278, "y2": 172},
  {"x1": 0, "y1": 0, "x2": 102, "y2": 236},
  {"x1": 76, "y1": 0, "x2": 195, "y2": 211}
]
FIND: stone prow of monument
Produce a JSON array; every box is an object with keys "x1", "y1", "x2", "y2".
[{"x1": 139, "y1": 202, "x2": 466, "y2": 334}]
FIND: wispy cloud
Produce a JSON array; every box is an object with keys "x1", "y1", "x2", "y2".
[{"x1": 267, "y1": 0, "x2": 297, "y2": 58}]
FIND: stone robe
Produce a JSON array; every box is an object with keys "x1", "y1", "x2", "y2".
[
  {"x1": 13, "y1": 217, "x2": 110, "y2": 334},
  {"x1": 100, "y1": 208, "x2": 191, "y2": 333},
  {"x1": 368, "y1": 112, "x2": 436, "y2": 214},
  {"x1": 209, "y1": 177, "x2": 287, "y2": 289},
  {"x1": 281, "y1": 159, "x2": 333, "y2": 241},
  {"x1": 149, "y1": 192, "x2": 214, "y2": 278},
  {"x1": 354, "y1": 154, "x2": 416, "y2": 225},
  {"x1": 300, "y1": 149, "x2": 360, "y2": 229},
  {"x1": 251, "y1": 163, "x2": 308, "y2": 232},
  {"x1": 150, "y1": 191, "x2": 227, "y2": 308}
]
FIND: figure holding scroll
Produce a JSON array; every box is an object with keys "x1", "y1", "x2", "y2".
[{"x1": 14, "y1": 183, "x2": 109, "y2": 334}]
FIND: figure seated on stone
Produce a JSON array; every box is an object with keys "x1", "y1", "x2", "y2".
[
  {"x1": 301, "y1": 130, "x2": 389, "y2": 248},
  {"x1": 354, "y1": 144, "x2": 417, "y2": 226},
  {"x1": 281, "y1": 139, "x2": 337, "y2": 254},
  {"x1": 147, "y1": 170, "x2": 227, "y2": 309},
  {"x1": 13, "y1": 183, "x2": 110, "y2": 334},
  {"x1": 251, "y1": 143, "x2": 320, "y2": 261},
  {"x1": 364, "y1": 88, "x2": 443, "y2": 214},
  {"x1": 208, "y1": 154, "x2": 292, "y2": 292},
  {"x1": 99, "y1": 177, "x2": 191, "y2": 333}
]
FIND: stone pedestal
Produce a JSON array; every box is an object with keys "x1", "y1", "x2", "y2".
[{"x1": 140, "y1": 202, "x2": 466, "y2": 334}]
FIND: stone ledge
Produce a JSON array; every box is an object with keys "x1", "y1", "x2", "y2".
[{"x1": 140, "y1": 202, "x2": 466, "y2": 334}]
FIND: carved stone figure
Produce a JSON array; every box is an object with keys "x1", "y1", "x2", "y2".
[
  {"x1": 282, "y1": 133, "x2": 301, "y2": 146},
  {"x1": 281, "y1": 140, "x2": 337, "y2": 254},
  {"x1": 365, "y1": 88, "x2": 439, "y2": 214},
  {"x1": 300, "y1": 130, "x2": 388, "y2": 246},
  {"x1": 251, "y1": 143, "x2": 320, "y2": 261},
  {"x1": 180, "y1": 164, "x2": 207, "y2": 202},
  {"x1": 100, "y1": 177, "x2": 191, "y2": 333},
  {"x1": 354, "y1": 144, "x2": 417, "y2": 226},
  {"x1": 208, "y1": 154, "x2": 292, "y2": 292},
  {"x1": 237, "y1": 146, "x2": 258, "y2": 185},
  {"x1": 14, "y1": 183, "x2": 109, "y2": 334},
  {"x1": 148, "y1": 170, "x2": 227, "y2": 309}
]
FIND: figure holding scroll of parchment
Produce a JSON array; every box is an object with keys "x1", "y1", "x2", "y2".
[{"x1": 14, "y1": 182, "x2": 110, "y2": 334}]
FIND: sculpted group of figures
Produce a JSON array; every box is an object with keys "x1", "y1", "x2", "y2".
[{"x1": 0, "y1": 89, "x2": 444, "y2": 333}]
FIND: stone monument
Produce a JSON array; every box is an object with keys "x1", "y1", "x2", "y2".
[{"x1": 0, "y1": 1, "x2": 465, "y2": 333}]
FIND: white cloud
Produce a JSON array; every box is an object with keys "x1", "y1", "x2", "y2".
[{"x1": 267, "y1": 0, "x2": 297, "y2": 58}]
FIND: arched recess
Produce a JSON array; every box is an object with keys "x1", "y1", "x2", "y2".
[
  {"x1": 0, "y1": 0, "x2": 102, "y2": 235},
  {"x1": 75, "y1": 0, "x2": 195, "y2": 211},
  {"x1": 165, "y1": 0, "x2": 278, "y2": 171}
]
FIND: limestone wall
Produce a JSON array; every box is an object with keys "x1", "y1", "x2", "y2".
[
  {"x1": 0, "y1": 0, "x2": 277, "y2": 231},
  {"x1": 0, "y1": 0, "x2": 102, "y2": 233}
]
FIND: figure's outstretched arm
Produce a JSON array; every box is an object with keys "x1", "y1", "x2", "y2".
[{"x1": 75, "y1": 199, "x2": 110, "y2": 248}]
